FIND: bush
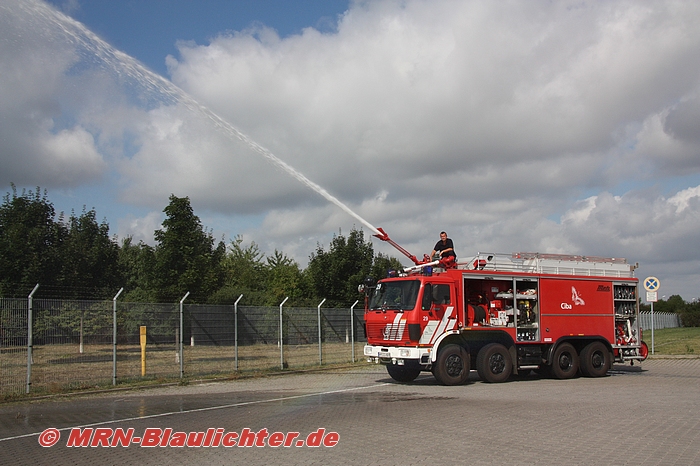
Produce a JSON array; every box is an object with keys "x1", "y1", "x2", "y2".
[{"x1": 679, "y1": 302, "x2": 700, "y2": 327}]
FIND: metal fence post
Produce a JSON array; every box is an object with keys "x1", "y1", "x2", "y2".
[
  {"x1": 234, "y1": 294, "x2": 243, "y2": 371},
  {"x1": 179, "y1": 292, "x2": 190, "y2": 378},
  {"x1": 112, "y1": 288, "x2": 123, "y2": 386},
  {"x1": 79, "y1": 306, "x2": 84, "y2": 354},
  {"x1": 350, "y1": 300, "x2": 359, "y2": 362},
  {"x1": 317, "y1": 298, "x2": 326, "y2": 366},
  {"x1": 26, "y1": 284, "x2": 39, "y2": 394},
  {"x1": 279, "y1": 297, "x2": 288, "y2": 370}
]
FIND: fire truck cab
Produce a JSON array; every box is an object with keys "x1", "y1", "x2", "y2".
[{"x1": 363, "y1": 252, "x2": 647, "y2": 385}]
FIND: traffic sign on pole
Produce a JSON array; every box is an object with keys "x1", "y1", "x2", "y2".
[
  {"x1": 644, "y1": 276, "x2": 660, "y2": 292},
  {"x1": 644, "y1": 277, "x2": 660, "y2": 356}
]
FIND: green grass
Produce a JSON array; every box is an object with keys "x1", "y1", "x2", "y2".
[
  {"x1": 645, "y1": 327, "x2": 700, "y2": 355},
  {"x1": 0, "y1": 341, "x2": 366, "y2": 400}
]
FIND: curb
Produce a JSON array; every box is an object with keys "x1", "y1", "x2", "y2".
[{"x1": 646, "y1": 354, "x2": 700, "y2": 359}]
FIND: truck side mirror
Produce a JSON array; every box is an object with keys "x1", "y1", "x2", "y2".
[
  {"x1": 422, "y1": 284, "x2": 433, "y2": 310},
  {"x1": 358, "y1": 276, "x2": 376, "y2": 295}
]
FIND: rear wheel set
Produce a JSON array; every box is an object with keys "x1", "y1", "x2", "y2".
[
  {"x1": 433, "y1": 344, "x2": 470, "y2": 385},
  {"x1": 551, "y1": 343, "x2": 579, "y2": 379},
  {"x1": 579, "y1": 341, "x2": 611, "y2": 377},
  {"x1": 476, "y1": 343, "x2": 512, "y2": 383}
]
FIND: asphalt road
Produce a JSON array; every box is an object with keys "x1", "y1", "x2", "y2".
[{"x1": 1, "y1": 358, "x2": 699, "y2": 465}]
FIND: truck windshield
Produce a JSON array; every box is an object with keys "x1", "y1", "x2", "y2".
[{"x1": 369, "y1": 280, "x2": 420, "y2": 311}]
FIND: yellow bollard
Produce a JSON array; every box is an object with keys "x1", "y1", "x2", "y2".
[{"x1": 140, "y1": 326, "x2": 147, "y2": 376}]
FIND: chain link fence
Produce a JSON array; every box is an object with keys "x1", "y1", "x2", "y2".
[
  {"x1": 0, "y1": 298, "x2": 27, "y2": 397},
  {"x1": 0, "y1": 297, "x2": 366, "y2": 398},
  {"x1": 4, "y1": 298, "x2": 682, "y2": 398}
]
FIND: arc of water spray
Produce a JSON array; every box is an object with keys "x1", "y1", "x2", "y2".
[
  {"x1": 197, "y1": 108, "x2": 383, "y2": 237},
  {"x1": 23, "y1": 0, "x2": 382, "y2": 237}
]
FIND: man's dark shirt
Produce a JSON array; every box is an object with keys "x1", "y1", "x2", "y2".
[{"x1": 434, "y1": 238, "x2": 456, "y2": 258}]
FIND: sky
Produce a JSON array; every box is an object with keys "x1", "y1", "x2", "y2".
[{"x1": 1, "y1": 0, "x2": 700, "y2": 301}]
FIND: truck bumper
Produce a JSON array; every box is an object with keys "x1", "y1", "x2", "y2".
[
  {"x1": 364, "y1": 344, "x2": 431, "y2": 365},
  {"x1": 615, "y1": 346, "x2": 646, "y2": 363}
]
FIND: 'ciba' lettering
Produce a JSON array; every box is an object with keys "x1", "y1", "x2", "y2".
[{"x1": 561, "y1": 303, "x2": 572, "y2": 309}]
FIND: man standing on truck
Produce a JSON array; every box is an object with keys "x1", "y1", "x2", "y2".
[{"x1": 430, "y1": 231, "x2": 456, "y2": 261}]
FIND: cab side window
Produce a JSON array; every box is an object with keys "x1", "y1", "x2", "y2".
[{"x1": 433, "y1": 284, "x2": 451, "y2": 305}]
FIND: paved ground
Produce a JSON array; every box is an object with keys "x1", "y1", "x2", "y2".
[{"x1": 1, "y1": 358, "x2": 699, "y2": 465}]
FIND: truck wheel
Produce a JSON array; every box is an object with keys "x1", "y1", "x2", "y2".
[
  {"x1": 386, "y1": 363, "x2": 422, "y2": 382},
  {"x1": 476, "y1": 343, "x2": 512, "y2": 383},
  {"x1": 433, "y1": 344, "x2": 470, "y2": 385},
  {"x1": 551, "y1": 343, "x2": 579, "y2": 379},
  {"x1": 580, "y1": 341, "x2": 610, "y2": 377}
]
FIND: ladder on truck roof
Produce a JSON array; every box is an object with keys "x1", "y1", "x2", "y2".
[{"x1": 462, "y1": 251, "x2": 636, "y2": 278}]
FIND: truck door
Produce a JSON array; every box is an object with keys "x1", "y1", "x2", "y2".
[{"x1": 419, "y1": 282, "x2": 458, "y2": 345}]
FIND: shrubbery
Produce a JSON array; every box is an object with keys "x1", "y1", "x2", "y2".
[
  {"x1": 1, "y1": 186, "x2": 404, "y2": 306},
  {"x1": 679, "y1": 302, "x2": 700, "y2": 327}
]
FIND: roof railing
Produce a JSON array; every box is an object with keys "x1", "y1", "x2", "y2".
[{"x1": 457, "y1": 252, "x2": 635, "y2": 278}]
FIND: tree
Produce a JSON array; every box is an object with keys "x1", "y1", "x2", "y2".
[
  {"x1": 0, "y1": 185, "x2": 65, "y2": 296},
  {"x1": 224, "y1": 236, "x2": 266, "y2": 291},
  {"x1": 370, "y1": 252, "x2": 406, "y2": 282},
  {"x1": 118, "y1": 236, "x2": 156, "y2": 302},
  {"x1": 152, "y1": 195, "x2": 225, "y2": 301},
  {"x1": 211, "y1": 236, "x2": 268, "y2": 305},
  {"x1": 679, "y1": 301, "x2": 700, "y2": 327},
  {"x1": 664, "y1": 295, "x2": 685, "y2": 313},
  {"x1": 644, "y1": 295, "x2": 686, "y2": 314},
  {"x1": 265, "y1": 249, "x2": 308, "y2": 305},
  {"x1": 306, "y1": 227, "x2": 374, "y2": 306},
  {"x1": 58, "y1": 208, "x2": 121, "y2": 297}
]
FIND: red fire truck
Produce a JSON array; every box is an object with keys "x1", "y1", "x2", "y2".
[{"x1": 362, "y1": 229, "x2": 648, "y2": 385}]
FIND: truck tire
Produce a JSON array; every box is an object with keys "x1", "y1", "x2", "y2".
[
  {"x1": 433, "y1": 344, "x2": 470, "y2": 385},
  {"x1": 551, "y1": 343, "x2": 579, "y2": 379},
  {"x1": 579, "y1": 341, "x2": 610, "y2": 377},
  {"x1": 476, "y1": 343, "x2": 512, "y2": 383},
  {"x1": 386, "y1": 363, "x2": 422, "y2": 382}
]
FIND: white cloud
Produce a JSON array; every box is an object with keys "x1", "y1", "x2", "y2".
[
  {"x1": 561, "y1": 197, "x2": 598, "y2": 225},
  {"x1": 41, "y1": 127, "x2": 106, "y2": 182},
  {"x1": 2, "y1": 0, "x2": 700, "y2": 298},
  {"x1": 669, "y1": 185, "x2": 700, "y2": 214},
  {"x1": 116, "y1": 211, "x2": 162, "y2": 245}
]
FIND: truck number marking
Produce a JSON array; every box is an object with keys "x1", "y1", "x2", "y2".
[{"x1": 419, "y1": 306, "x2": 457, "y2": 345}]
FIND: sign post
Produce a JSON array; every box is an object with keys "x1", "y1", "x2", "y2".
[
  {"x1": 644, "y1": 277, "x2": 660, "y2": 355},
  {"x1": 140, "y1": 326, "x2": 147, "y2": 376}
]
